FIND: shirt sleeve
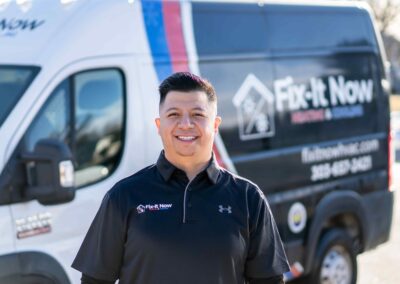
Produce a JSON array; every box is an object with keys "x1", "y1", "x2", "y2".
[
  {"x1": 81, "y1": 274, "x2": 115, "y2": 284},
  {"x1": 245, "y1": 186, "x2": 290, "y2": 279},
  {"x1": 72, "y1": 185, "x2": 126, "y2": 282}
]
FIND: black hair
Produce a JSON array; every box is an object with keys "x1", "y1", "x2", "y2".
[{"x1": 158, "y1": 72, "x2": 217, "y2": 105}]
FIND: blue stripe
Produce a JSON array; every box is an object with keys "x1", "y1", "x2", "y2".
[{"x1": 141, "y1": 0, "x2": 173, "y2": 82}]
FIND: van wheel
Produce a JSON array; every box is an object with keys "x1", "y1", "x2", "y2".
[{"x1": 309, "y1": 229, "x2": 357, "y2": 284}]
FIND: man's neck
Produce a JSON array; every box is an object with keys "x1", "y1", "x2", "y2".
[{"x1": 165, "y1": 153, "x2": 211, "y2": 181}]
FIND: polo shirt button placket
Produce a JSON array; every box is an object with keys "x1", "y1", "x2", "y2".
[
  {"x1": 185, "y1": 199, "x2": 195, "y2": 223},
  {"x1": 182, "y1": 181, "x2": 194, "y2": 223}
]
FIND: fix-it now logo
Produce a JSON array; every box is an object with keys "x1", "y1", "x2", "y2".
[
  {"x1": 0, "y1": 18, "x2": 45, "y2": 37},
  {"x1": 233, "y1": 74, "x2": 276, "y2": 141},
  {"x1": 137, "y1": 203, "x2": 173, "y2": 214}
]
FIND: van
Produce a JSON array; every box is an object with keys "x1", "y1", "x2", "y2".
[{"x1": 0, "y1": 0, "x2": 394, "y2": 283}]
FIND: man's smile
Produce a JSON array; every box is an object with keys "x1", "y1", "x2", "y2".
[{"x1": 176, "y1": 135, "x2": 198, "y2": 142}]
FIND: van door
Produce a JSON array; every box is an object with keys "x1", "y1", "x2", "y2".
[
  {"x1": 3, "y1": 56, "x2": 143, "y2": 283},
  {"x1": 0, "y1": 206, "x2": 17, "y2": 282},
  {"x1": 0, "y1": 206, "x2": 14, "y2": 255}
]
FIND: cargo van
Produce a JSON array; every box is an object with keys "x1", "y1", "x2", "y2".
[{"x1": 0, "y1": 0, "x2": 394, "y2": 283}]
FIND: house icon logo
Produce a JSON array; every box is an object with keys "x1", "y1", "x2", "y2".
[{"x1": 232, "y1": 74, "x2": 275, "y2": 141}]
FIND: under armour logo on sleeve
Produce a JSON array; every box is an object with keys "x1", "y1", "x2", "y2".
[{"x1": 218, "y1": 205, "x2": 232, "y2": 214}]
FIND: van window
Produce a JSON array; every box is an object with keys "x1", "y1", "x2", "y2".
[
  {"x1": 23, "y1": 69, "x2": 125, "y2": 188},
  {"x1": 263, "y1": 9, "x2": 374, "y2": 51},
  {"x1": 192, "y1": 3, "x2": 375, "y2": 57},
  {"x1": 73, "y1": 70, "x2": 124, "y2": 187},
  {"x1": 192, "y1": 3, "x2": 268, "y2": 56},
  {"x1": 0, "y1": 65, "x2": 40, "y2": 127},
  {"x1": 25, "y1": 80, "x2": 71, "y2": 152}
]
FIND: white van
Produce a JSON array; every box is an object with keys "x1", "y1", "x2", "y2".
[{"x1": 0, "y1": 0, "x2": 393, "y2": 283}]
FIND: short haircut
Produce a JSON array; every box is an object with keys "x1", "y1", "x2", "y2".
[{"x1": 158, "y1": 72, "x2": 217, "y2": 106}]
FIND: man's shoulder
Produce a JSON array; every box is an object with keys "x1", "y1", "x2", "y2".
[
  {"x1": 219, "y1": 168, "x2": 259, "y2": 189},
  {"x1": 109, "y1": 164, "x2": 158, "y2": 195},
  {"x1": 219, "y1": 168, "x2": 266, "y2": 200}
]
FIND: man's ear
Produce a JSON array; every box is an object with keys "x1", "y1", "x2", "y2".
[
  {"x1": 214, "y1": 116, "x2": 222, "y2": 133},
  {"x1": 155, "y1": 118, "x2": 161, "y2": 134}
]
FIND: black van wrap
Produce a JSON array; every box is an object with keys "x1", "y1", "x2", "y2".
[{"x1": 191, "y1": 1, "x2": 393, "y2": 275}]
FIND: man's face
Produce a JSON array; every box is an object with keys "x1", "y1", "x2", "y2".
[{"x1": 155, "y1": 90, "x2": 221, "y2": 164}]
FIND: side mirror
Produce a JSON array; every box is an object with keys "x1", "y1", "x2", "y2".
[{"x1": 21, "y1": 139, "x2": 75, "y2": 205}]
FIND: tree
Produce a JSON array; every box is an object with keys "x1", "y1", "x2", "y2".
[{"x1": 363, "y1": 0, "x2": 400, "y2": 34}]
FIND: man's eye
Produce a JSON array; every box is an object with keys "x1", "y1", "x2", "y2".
[
  {"x1": 168, "y1": 113, "x2": 178, "y2": 117},
  {"x1": 194, "y1": 113, "x2": 205, "y2": 117}
]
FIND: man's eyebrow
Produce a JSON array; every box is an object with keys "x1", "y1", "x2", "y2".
[
  {"x1": 192, "y1": 107, "x2": 207, "y2": 111},
  {"x1": 165, "y1": 107, "x2": 179, "y2": 112},
  {"x1": 165, "y1": 107, "x2": 206, "y2": 112}
]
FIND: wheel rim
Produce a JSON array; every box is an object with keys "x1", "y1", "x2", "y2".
[{"x1": 320, "y1": 245, "x2": 353, "y2": 284}]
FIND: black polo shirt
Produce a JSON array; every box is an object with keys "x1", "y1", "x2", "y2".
[{"x1": 72, "y1": 152, "x2": 289, "y2": 284}]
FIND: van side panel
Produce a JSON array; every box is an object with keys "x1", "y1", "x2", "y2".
[
  {"x1": 191, "y1": 3, "x2": 387, "y2": 193},
  {"x1": 190, "y1": 1, "x2": 392, "y2": 273}
]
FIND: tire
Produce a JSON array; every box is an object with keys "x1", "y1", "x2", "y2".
[{"x1": 309, "y1": 229, "x2": 357, "y2": 284}]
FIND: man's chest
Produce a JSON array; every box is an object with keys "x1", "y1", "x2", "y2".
[{"x1": 125, "y1": 187, "x2": 249, "y2": 258}]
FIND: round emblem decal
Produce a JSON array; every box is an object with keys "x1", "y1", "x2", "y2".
[{"x1": 288, "y1": 202, "x2": 307, "y2": 233}]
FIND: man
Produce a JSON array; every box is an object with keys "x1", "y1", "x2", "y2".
[{"x1": 72, "y1": 72, "x2": 290, "y2": 284}]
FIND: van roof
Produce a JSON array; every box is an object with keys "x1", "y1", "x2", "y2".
[
  {"x1": 0, "y1": 0, "x2": 372, "y2": 66},
  {"x1": 0, "y1": 0, "x2": 145, "y2": 66}
]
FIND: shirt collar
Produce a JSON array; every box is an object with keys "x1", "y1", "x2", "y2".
[{"x1": 156, "y1": 151, "x2": 220, "y2": 184}]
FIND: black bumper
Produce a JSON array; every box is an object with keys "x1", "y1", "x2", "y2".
[{"x1": 362, "y1": 190, "x2": 394, "y2": 251}]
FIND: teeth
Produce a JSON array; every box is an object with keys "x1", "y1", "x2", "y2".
[{"x1": 178, "y1": 136, "x2": 195, "y2": 141}]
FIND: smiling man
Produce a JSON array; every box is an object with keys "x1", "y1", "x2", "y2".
[{"x1": 72, "y1": 72, "x2": 289, "y2": 284}]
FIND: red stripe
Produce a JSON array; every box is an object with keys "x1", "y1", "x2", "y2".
[
  {"x1": 213, "y1": 144, "x2": 226, "y2": 168},
  {"x1": 162, "y1": 1, "x2": 189, "y2": 72},
  {"x1": 291, "y1": 267, "x2": 301, "y2": 277}
]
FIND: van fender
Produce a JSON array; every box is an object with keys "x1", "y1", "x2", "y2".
[
  {"x1": 304, "y1": 190, "x2": 368, "y2": 273},
  {"x1": 0, "y1": 251, "x2": 70, "y2": 283}
]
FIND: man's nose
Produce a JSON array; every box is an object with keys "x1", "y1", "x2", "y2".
[{"x1": 178, "y1": 114, "x2": 194, "y2": 129}]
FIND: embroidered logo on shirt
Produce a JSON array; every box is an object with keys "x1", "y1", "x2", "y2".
[
  {"x1": 136, "y1": 204, "x2": 173, "y2": 214},
  {"x1": 218, "y1": 205, "x2": 232, "y2": 214}
]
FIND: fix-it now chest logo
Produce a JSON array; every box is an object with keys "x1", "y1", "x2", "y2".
[
  {"x1": 233, "y1": 74, "x2": 275, "y2": 141},
  {"x1": 136, "y1": 203, "x2": 173, "y2": 214}
]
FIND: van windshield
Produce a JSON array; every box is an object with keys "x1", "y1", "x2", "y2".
[{"x1": 0, "y1": 65, "x2": 40, "y2": 127}]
